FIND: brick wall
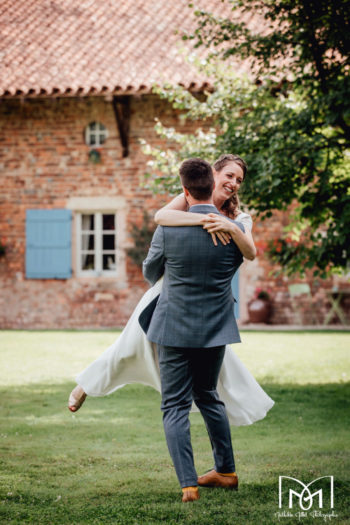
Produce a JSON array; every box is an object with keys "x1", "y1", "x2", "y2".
[{"x1": 0, "y1": 95, "x2": 348, "y2": 327}]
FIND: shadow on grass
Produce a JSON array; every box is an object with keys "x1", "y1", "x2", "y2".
[{"x1": 0, "y1": 382, "x2": 349, "y2": 524}]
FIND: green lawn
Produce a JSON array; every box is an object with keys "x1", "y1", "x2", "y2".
[{"x1": 0, "y1": 330, "x2": 349, "y2": 524}]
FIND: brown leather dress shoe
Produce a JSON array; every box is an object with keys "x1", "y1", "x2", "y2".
[
  {"x1": 182, "y1": 487, "x2": 200, "y2": 502},
  {"x1": 197, "y1": 470, "x2": 238, "y2": 490}
]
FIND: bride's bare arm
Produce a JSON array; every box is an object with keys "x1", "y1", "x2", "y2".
[
  {"x1": 154, "y1": 194, "x2": 202, "y2": 226},
  {"x1": 154, "y1": 194, "x2": 231, "y2": 245},
  {"x1": 202, "y1": 214, "x2": 257, "y2": 260}
]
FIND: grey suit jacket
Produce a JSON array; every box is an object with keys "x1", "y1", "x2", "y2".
[{"x1": 142, "y1": 204, "x2": 244, "y2": 348}]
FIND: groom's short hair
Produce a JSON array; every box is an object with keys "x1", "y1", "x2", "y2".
[{"x1": 179, "y1": 158, "x2": 214, "y2": 200}]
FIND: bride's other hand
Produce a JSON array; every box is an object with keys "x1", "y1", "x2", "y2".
[
  {"x1": 210, "y1": 231, "x2": 231, "y2": 246},
  {"x1": 201, "y1": 213, "x2": 233, "y2": 234},
  {"x1": 201, "y1": 213, "x2": 256, "y2": 260},
  {"x1": 200, "y1": 215, "x2": 231, "y2": 246}
]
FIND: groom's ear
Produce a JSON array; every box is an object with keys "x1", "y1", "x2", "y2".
[{"x1": 183, "y1": 186, "x2": 190, "y2": 198}]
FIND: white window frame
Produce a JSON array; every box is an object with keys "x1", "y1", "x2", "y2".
[
  {"x1": 76, "y1": 211, "x2": 119, "y2": 277},
  {"x1": 67, "y1": 197, "x2": 127, "y2": 281},
  {"x1": 85, "y1": 121, "x2": 108, "y2": 147}
]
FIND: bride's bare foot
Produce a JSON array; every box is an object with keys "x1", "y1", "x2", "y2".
[{"x1": 68, "y1": 385, "x2": 87, "y2": 412}]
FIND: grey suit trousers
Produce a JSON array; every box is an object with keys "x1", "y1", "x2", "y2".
[{"x1": 157, "y1": 344, "x2": 235, "y2": 487}]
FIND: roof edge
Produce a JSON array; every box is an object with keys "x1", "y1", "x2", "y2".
[{"x1": 0, "y1": 82, "x2": 213, "y2": 99}]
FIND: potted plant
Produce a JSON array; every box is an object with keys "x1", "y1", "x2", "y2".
[{"x1": 248, "y1": 287, "x2": 272, "y2": 323}]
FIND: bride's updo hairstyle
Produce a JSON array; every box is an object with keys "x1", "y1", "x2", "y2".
[{"x1": 213, "y1": 154, "x2": 247, "y2": 219}]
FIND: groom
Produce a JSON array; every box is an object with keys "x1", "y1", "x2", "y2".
[{"x1": 142, "y1": 158, "x2": 244, "y2": 502}]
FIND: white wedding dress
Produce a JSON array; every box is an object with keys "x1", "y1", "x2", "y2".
[{"x1": 76, "y1": 213, "x2": 274, "y2": 425}]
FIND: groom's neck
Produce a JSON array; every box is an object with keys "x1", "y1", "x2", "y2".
[{"x1": 187, "y1": 196, "x2": 214, "y2": 207}]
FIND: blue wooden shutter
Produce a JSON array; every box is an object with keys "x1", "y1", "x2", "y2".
[
  {"x1": 231, "y1": 270, "x2": 240, "y2": 319},
  {"x1": 26, "y1": 209, "x2": 72, "y2": 279}
]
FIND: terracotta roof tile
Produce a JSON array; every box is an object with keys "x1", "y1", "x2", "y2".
[{"x1": 0, "y1": 0, "x2": 259, "y2": 97}]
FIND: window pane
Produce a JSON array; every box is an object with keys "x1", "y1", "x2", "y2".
[
  {"x1": 82, "y1": 233, "x2": 94, "y2": 250},
  {"x1": 85, "y1": 122, "x2": 108, "y2": 147},
  {"x1": 103, "y1": 234, "x2": 115, "y2": 250},
  {"x1": 99, "y1": 132, "x2": 107, "y2": 145},
  {"x1": 82, "y1": 214, "x2": 94, "y2": 230},
  {"x1": 82, "y1": 253, "x2": 94, "y2": 270},
  {"x1": 103, "y1": 254, "x2": 116, "y2": 271},
  {"x1": 103, "y1": 214, "x2": 115, "y2": 230}
]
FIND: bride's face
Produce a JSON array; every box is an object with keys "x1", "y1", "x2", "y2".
[{"x1": 213, "y1": 161, "x2": 244, "y2": 202}]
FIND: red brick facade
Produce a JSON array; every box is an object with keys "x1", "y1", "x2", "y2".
[{"x1": 0, "y1": 95, "x2": 348, "y2": 328}]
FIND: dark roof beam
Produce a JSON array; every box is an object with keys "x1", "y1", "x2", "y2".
[{"x1": 112, "y1": 95, "x2": 131, "y2": 158}]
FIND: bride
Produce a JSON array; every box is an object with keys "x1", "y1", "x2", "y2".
[{"x1": 68, "y1": 154, "x2": 274, "y2": 425}]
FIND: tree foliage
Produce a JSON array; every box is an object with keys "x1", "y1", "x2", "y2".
[{"x1": 143, "y1": 0, "x2": 350, "y2": 277}]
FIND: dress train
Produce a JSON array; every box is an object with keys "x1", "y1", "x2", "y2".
[{"x1": 76, "y1": 279, "x2": 274, "y2": 426}]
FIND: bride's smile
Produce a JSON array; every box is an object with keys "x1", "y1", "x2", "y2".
[{"x1": 213, "y1": 160, "x2": 244, "y2": 207}]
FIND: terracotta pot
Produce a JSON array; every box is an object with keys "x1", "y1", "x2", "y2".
[{"x1": 248, "y1": 298, "x2": 271, "y2": 323}]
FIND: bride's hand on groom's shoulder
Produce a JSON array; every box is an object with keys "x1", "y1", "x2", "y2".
[
  {"x1": 201, "y1": 214, "x2": 232, "y2": 232},
  {"x1": 200, "y1": 214, "x2": 232, "y2": 246},
  {"x1": 201, "y1": 214, "x2": 233, "y2": 245}
]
